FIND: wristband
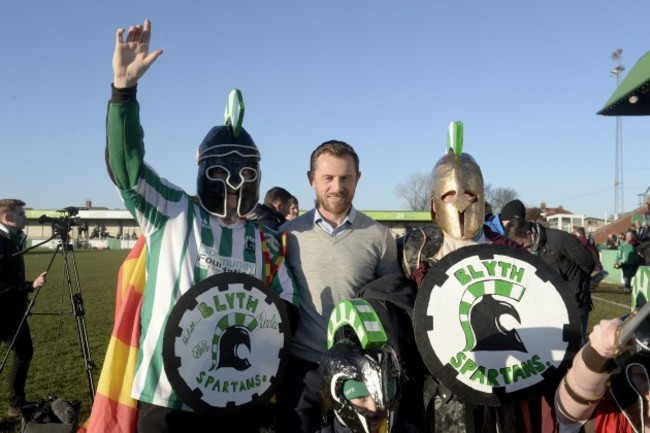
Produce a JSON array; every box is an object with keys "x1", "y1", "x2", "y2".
[
  {"x1": 563, "y1": 375, "x2": 604, "y2": 406},
  {"x1": 581, "y1": 343, "x2": 617, "y2": 374}
]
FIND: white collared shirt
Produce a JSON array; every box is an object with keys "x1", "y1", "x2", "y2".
[{"x1": 314, "y1": 206, "x2": 356, "y2": 237}]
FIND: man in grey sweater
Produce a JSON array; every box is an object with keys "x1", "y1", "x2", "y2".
[{"x1": 277, "y1": 140, "x2": 401, "y2": 433}]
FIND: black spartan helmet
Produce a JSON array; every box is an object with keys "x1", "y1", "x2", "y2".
[
  {"x1": 196, "y1": 89, "x2": 261, "y2": 218},
  {"x1": 318, "y1": 339, "x2": 401, "y2": 433}
]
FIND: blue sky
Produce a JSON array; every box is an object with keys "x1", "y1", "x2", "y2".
[{"x1": 2, "y1": 1, "x2": 649, "y2": 219}]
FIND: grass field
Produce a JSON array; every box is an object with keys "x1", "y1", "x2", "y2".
[
  {"x1": 0, "y1": 248, "x2": 129, "y2": 432},
  {"x1": 0, "y1": 249, "x2": 635, "y2": 431}
]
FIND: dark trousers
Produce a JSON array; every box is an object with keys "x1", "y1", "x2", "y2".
[
  {"x1": 622, "y1": 264, "x2": 638, "y2": 289},
  {"x1": 136, "y1": 401, "x2": 262, "y2": 433},
  {"x1": 1, "y1": 318, "x2": 33, "y2": 407},
  {"x1": 276, "y1": 355, "x2": 322, "y2": 433}
]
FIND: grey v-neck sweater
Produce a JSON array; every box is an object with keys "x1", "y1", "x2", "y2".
[{"x1": 281, "y1": 209, "x2": 400, "y2": 363}]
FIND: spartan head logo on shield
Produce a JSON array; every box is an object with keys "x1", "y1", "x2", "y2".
[
  {"x1": 414, "y1": 244, "x2": 581, "y2": 406},
  {"x1": 210, "y1": 312, "x2": 257, "y2": 372},
  {"x1": 459, "y1": 278, "x2": 527, "y2": 353}
]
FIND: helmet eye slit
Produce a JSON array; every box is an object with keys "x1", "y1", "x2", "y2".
[
  {"x1": 442, "y1": 191, "x2": 457, "y2": 203},
  {"x1": 240, "y1": 168, "x2": 258, "y2": 182},
  {"x1": 206, "y1": 166, "x2": 230, "y2": 182},
  {"x1": 464, "y1": 191, "x2": 478, "y2": 203}
]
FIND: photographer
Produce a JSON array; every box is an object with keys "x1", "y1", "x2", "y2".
[{"x1": 0, "y1": 199, "x2": 47, "y2": 417}]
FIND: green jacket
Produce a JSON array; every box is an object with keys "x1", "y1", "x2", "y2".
[{"x1": 617, "y1": 242, "x2": 639, "y2": 265}]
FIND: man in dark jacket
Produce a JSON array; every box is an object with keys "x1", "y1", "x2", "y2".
[
  {"x1": 0, "y1": 199, "x2": 47, "y2": 417},
  {"x1": 484, "y1": 199, "x2": 526, "y2": 237},
  {"x1": 506, "y1": 219, "x2": 596, "y2": 344},
  {"x1": 247, "y1": 186, "x2": 294, "y2": 230},
  {"x1": 638, "y1": 240, "x2": 650, "y2": 266},
  {"x1": 572, "y1": 226, "x2": 608, "y2": 290}
]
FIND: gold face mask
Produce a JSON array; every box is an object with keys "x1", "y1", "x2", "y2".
[{"x1": 430, "y1": 151, "x2": 485, "y2": 240}]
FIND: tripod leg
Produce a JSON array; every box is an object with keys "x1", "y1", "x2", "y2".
[{"x1": 61, "y1": 245, "x2": 96, "y2": 402}]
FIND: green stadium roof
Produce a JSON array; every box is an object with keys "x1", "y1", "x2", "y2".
[{"x1": 598, "y1": 50, "x2": 650, "y2": 116}]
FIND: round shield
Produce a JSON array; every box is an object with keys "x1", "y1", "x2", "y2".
[
  {"x1": 163, "y1": 272, "x2": 289, "y2": 415},
  {"x1": 414, "y1": 243, "x2": 581, "y2": 406}
]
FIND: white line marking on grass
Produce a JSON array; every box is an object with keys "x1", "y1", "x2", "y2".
[{"x1": 592, "y1": 295, "x2": 629, "y2": 310}]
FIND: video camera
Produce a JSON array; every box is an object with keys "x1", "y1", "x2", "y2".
[{"x1": 38, "y1": 206, "x2": 87, "y2": 233}]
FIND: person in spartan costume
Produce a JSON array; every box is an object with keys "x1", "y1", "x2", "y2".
[
  {"x1": 106, "y1": 19, "x2": 299, "y2": 433},
  {"x1": 400, "y1": 122, "x2": 557, "y2": 433},
  {"x1": 317, "y1": 299, "x2": 419, "y2": 433},
  {"x1": 356, "y1": 272, "x2": 427, "y2": 430},
  {"x1": 555, "y1": 301, "x2": 650, "y2": 433}
]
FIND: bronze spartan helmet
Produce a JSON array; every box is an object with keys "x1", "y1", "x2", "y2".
[{"x1": 430, "y1": 121, "x2": 485, "y2": 240}]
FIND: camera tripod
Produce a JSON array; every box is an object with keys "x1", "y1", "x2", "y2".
[{"x1": 0, "y1": 219, "x2": 96, "y2": 404}]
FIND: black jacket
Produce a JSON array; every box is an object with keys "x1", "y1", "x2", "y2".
[
  {"x1": 247, "y1": 203, "x2": 286, "y2": 231},
  {"x1": 0, "y1": 229, "x2": 32, "y2": 314},
  {"x1": 357, "y1": 273, "x2": 422, "y2": 382},
  {"x1": 537, "y1": 226, "x2": 595, "y2": 313},
  {"x1": 638, "y1": 241, "x2": 650, "y2": 266}
]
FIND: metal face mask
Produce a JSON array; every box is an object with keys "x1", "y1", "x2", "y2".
[
  {"x1": 196, "y1": 126, "x2": 261, "y2": 218},
  {"x1": 430, "y1": 121, "x2": 485, "y2": 240},
  {"x1": 319, "y1": 339, "x2": 400, "y2": 433}
]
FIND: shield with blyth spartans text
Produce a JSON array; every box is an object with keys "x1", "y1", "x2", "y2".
[
  {"x1": 163, "y1": 273, "x2": 289, "y2": 415},
  {"x1": 413, "y1": 243, "x2": 581, "y2": 406}
]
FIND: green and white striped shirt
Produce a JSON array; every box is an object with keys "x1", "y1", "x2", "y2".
[{"x1": 107, "y1": 97, "x2": 298, "y2": 409}]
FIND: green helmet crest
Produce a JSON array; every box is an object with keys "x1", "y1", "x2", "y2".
[{"x1": 327, "y1": 299, "x2": 387, "y2": 350}]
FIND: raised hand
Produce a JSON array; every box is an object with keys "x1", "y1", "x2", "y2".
[{"x1": 113, "y1": 18, "x2": 163, "y2": 89}]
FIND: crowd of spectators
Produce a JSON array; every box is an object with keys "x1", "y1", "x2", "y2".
[{"x1": 603, "y1": 217, "x2": 650, "y2": 265}]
